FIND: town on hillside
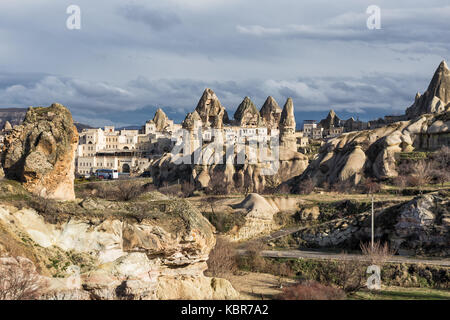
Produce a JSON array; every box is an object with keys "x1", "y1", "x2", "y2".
[{"x1": 0, "y1": 92, "x2": 415, "y2": 178}]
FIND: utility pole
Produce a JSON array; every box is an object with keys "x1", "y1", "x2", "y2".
[{"x1": 371, "y1": 194, "x2": 374, "y2": 250}]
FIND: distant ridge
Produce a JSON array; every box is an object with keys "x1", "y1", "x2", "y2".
[{"x1": 0, "y1": 107, "x2": 27, "y2": 128}]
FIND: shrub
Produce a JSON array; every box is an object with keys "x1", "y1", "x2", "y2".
[
  {"x1": 206, "y1": 237, "x2": 238, "y2": 277},
  {"x1": 0, "y1": 256, "x2": 45, "y2": 300},
  {"x1": 392, "y1": 175, "x2": 407, "y2": 188},
  {"x1": 274, "y1": 183, "x2": 291, "y2": 195},
  {"x1": 331, "y1": 180, "x2": 354, "y2": 194},
  {"x1": 203, "y1": 210, "x2": 246, "y2": 234},
  {"x1": 360, "y1": 241, "x2": 396, "y2": 266},
  {"x1": 318, "y1": 254, "x2": 366, "y2": 294},
  {"x1": 277, "y1": 280, "x2": 346, "y2": 300},
  {"x1": 431, "y1": 145, "x2": 450, "y2": 170},
  {"x1": 180, "y1": 181, "x2": 195, "y2": 198},
  {"x1": 411, "y1": 161, "x2": 433, "y2": 186},
  {"x1": 158, "y1": 183, "x2": 181, "y2": 197},
  {"x1": 28, "y1": 196, "x2": 60, "y2": 222},
  {"x1": 114, "y1": 181, "x2": 145, "y2": 201},
  {"x1": 206, "y1": 171, "x2": 233, "y2": 195},
  {"x1": 360, "y1": 178, "x2": 382, "y2": 194},
  {"x1": 76, "y1": 181, "x2": 153, "y2": 201},
  {"x1": 297, "y1": 178, "x2": 315, "y2": 195},
  {"x1": 237, "y1": 241, "x2": 268, "y2": 272}
]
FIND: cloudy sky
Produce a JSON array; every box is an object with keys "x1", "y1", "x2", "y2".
[{"x1": 0, "y1": 0, "x2": 449, "y2": 127}]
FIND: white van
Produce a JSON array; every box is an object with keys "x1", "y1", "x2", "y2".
[{"x1": 95, "y1": 169, "x2": 119, "y2": 180}]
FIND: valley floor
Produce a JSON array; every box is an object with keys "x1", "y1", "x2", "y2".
[{"x1": 226, "y1": 272, "x2": 450, "y2": 300}]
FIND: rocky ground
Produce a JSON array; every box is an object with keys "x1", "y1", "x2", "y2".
[{"x1": 0, "y1": 179, "x2": 239, "y2": 300}]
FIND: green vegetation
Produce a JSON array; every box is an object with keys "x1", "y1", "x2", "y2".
[
  {"x1": 238, "y1": 256, "x2": 450, "y2": 290},
  {"x1": 203, "y1": 211, "x2": 246, "y2": 233},
  {"x1": 397, "y1": 151, "x2": 432, "y2": 161},
  {"x1": 353, "y1": 287, "x2": 450, "y2": 300}
]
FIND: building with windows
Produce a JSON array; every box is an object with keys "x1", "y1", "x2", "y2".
[{"x1": 76, "y1": 109, "x2": 178, "y2": 176}]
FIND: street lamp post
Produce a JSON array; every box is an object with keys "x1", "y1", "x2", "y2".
[{"x1": 371, "y1": 194, "x2": 374, "y2": 250}]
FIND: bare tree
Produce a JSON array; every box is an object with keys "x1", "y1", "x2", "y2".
[
  {"x1": 180, "y1": 181, "x2": 195, "y2": 198},
  {"x1": 0, "y1": 257, "x2": 45, "y2": 300},
  {"x1": 206, "y1": 237, "x2": 238, "y2": 277},
  {"x1": 361, "y1": 178, "x2": 381, "y2": 195},
  {"x1": 319, "y1": 254, "x2": 366, "y2": 294},
  {"x1": 360, "y1": 241, "x2": 396, "y2": 266},
  {"x1": 411, "y1": 160, "x2": 433, "y2": 187},
  {"x1": 277, "y1": 280, "x2": 346, "y2": 300},
  {"x1": 207, "y1": 170, "x2": 233, "y2": 195},
  {"x1": 115, "y1": 181, "x2": 145, "y2": 201},
  {"x1": 297, "y1": 178, "x2": 315, "y2": 195}
]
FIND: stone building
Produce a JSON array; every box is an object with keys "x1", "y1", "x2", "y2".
[
  {"x1": 76, "y1": 109, "x2": 178, "y2": 176},
  {"x1": 76, "y1": 89, "x2": 306, "y2": 176}
]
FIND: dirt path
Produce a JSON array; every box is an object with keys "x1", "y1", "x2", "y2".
[{"x1": 225, "y1": 272, "x2": 296, "y2": 300}]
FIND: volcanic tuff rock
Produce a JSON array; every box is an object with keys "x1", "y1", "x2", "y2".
[
  {"x1": 151, "y1": 108, "x2": 170, "y2": 132},
  {"x1": 0, "y1": 189, "x2": 239, "y2": 300},
  {"x1": 152, "y1": 94, "x2": 309, "y2": 192},
  {"x1": 1, "y1": 104, "x2": 78, "y2": 200},
  {"x1": 320, "y1": 109, "x2": 341, "y2": 129},
  {"x1": 406, "y1": 60, "x2": 450, "y2": 119},
  {"x1": 292, "y1": 111, "x2": 449, "y2": 189},
  {"x1": 2, "y1": 120, "x2": 12, "y2": 131},
  {"x1": 233, "y1": 97, "x2": 263, "y2": 127},
  {"x1": 151, "y1": 143, "x2": 309, "y2": 193},
  {"x1": 195, "y1": 88, "x2": 230, "y2": 128},
  {"x1": 291, "y1": 62, "x2": 450, "y2": 189},
  {"x1": 182, "y1": 110, "x2": 202, "y2": 130},
  {"x1": 260, "y1": 96, "x2": 282, "y2": 130},
  {"x1": 279, "y1": 98, "x2": 297, "y2": 152},
  {"x1": 279, "y1": 192, "x2": 449, "y2": 256}
]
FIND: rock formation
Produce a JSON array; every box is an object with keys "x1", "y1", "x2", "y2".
[
  {"x1": 151, "y1": 108, "x2": 170, "y2": 132},
  {"x1": 182, "y1": 110, "x2": 202, "y2": 131},
  {"x1": 0, "y1": 188, "x2": 239, "y2": 300},
  {"x1": 260, "y1": 96, "x2": 282, "y2": 130},
  {"x1": 151, "y1": 93, "x2": 309, "y2": 193},
  {"x1": 406, "y1": 60, "x2": 450, "y2": 119},
  {"x1": 279, "y1": 98, "x2": 297, "y2": 152},
  {"x1": 277, "y1": 192, "x2": 449, "y2": 256},
  {"x1": 229, "y1": 193, "x2": 278, "y2": 241},
  {"x1": 319, "y1": 109, "x2": 341, "y2": 129},
  {"x1": 195, "y1": 88, "x2": 230, "y2": 128},
  {"x1": 233, "y1": 97, "x2": 263, "y2": 127},
  {"x1": 291, "y1": 62, "x2": 450, "y2": 189},
  {"x1": 151, "y1": 145, "x2": 309, "y2": 193},
  {"x1": 2, "y1": 120, "x2": 12, "y2": 131},
  {"x1": 1, "y1": 103, "x2": 78, "y2": 200},
  {"x1": 292, "y1": 111, "x2": 449, "y2": 189}
]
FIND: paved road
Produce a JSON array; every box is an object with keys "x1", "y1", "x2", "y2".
[{"x1": 238, "y1": 249, "x2": 450, "y2": 267}]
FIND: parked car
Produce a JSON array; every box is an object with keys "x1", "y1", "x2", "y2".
[{"x1": 95, "y1": 169, "x2": 119, "y2": 180}]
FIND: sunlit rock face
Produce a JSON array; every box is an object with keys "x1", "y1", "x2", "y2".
[
  {"x1": 1, "y1": 103, "x2": 78, "y2": 200},
  {"x1": 0, "y1": 195, "x2": 239, "y2": 300},
  {"x1": 406, "y1": 60, "x2": 450, "y2": 119}
]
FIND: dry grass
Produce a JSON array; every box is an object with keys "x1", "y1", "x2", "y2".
[
  {"x1": 206, "y1": 237, "x2": 238, "y2": 277},
  {"x1": 277, "y1": 280, "x2": 346, "y2": 300},
  {"x1": 0, "y1": 256, "x2": 45, "y2": 300},
  {"x1": 360, "y1": 241, "x2": 396, "y2": 266}
]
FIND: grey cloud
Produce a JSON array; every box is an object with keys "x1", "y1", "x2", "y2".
[
  {"x1": 0, "y1": 70, "x2": 431, "y2": 127},
  {"x1": 0, "y1": 0, "x2": 448, "y2": 127},
  {"x1": 236, "y1": 5, "x2": 450, "y2": 52},
  {"x1": 118, "y1": 4, "x2": 181, "y2": 31}
]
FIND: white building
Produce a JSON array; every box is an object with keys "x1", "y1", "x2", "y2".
[
  {"x1": 76, "y1": 119, "x2": 177, "y2": 176},
  {"x1": 302, "y1": 120, "x2": 317, "y2": 138}
]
